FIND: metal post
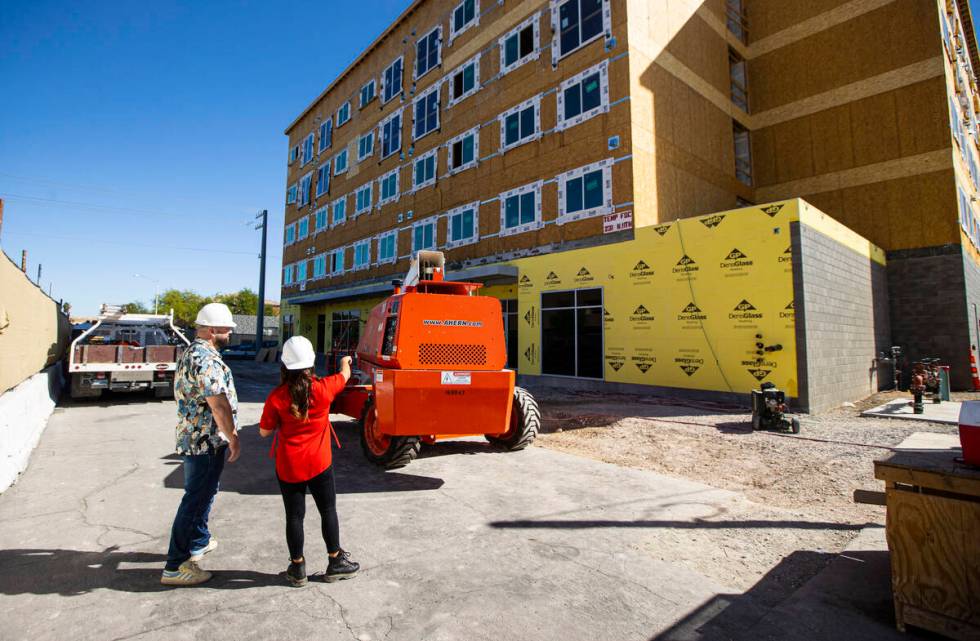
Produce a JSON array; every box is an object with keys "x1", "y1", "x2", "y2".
[
  {"x1": 21, "y1": 250, "x2": 26, "y2": 272},
  {"x1": 37, "y1": 263, "x2": 41, "y2": 284},
  {"x1": 255, "y1": 210, "x2": 268, "y2": 351}
]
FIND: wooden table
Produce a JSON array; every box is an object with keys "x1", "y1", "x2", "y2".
[{"x1": 874, "y1": 433, "x2": 980, "y2": 640}]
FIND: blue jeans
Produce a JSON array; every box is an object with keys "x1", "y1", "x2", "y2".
[{"x1": 165, "y1": 448, "x2": 227, "y2": 571}]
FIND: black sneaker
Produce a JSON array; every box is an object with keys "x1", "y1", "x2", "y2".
[
  {"x1": 325, "y1": 549, "x2": 359, "y2": 582},
  {"x1": 286, "y1": 559, "x2": 307, "y2": 587}
]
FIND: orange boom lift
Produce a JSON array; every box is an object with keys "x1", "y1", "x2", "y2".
[{"x1": 332, "y1": 251, "x2": 540, "y2": 468}]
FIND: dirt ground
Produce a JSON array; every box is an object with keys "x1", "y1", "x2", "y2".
[{"x1": 527, "y1": 386, "x2": 970, "y2": 592}]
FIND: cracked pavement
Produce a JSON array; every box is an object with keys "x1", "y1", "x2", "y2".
[{"x1": 0, "y1": 362, "x2": 915, "y2": 641}]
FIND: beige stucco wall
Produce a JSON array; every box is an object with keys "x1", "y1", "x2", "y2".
[{"x1": 0, "y1": 252, "x2": 70, "y2": 394}]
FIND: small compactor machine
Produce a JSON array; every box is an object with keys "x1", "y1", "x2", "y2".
[{"x1": 332, "y1": 252, "x2": 540, "y2": 468}]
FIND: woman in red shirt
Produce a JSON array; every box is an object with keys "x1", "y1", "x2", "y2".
[{"x1": 259, "y1": 336, "x2": 360, "y2": 586}]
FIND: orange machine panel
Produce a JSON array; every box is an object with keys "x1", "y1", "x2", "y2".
[
  {"x1": 394, "y1": 292, "x2": 506, "y2": 370},
  {"x1": 375, "y1": 369, "x2": 515, "y2": 437}
]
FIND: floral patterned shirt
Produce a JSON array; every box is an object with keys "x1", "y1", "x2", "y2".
[{"x1": 174, "y1": 338, "x2": 238, "y2": 455}]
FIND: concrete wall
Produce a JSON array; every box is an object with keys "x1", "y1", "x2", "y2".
[
  {"x1": 0, "y1": 365, "x2": 62, "y2": 493},
  {"x1": 793, "y1": 221, "x2": 890, "y2": 413},
  {"x1": 886, "y1": 244, "x2": 972, "y2": 389},
  {"x1": 0, "y1": 251, "x2": 70, "y2": 394}
]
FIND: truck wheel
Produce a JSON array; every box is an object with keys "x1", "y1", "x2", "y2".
[
  {"x1": 488, "y1": 387, "x2": 540, "y2": 451},
  {"x1": 154, "y1": 385, "x2": 174, "y2": 399},
  {"x1": 70, "y1": 375, "x2": 101, "y2": 400},
  {"x1": 751, "y1": 413, "x2": 761, "y2": 431},
  {"x1": 790, "y1": 417, "x2": 801, "y2": 434},
  {"x1": 359, "y1": 401, "x2": 420, "y2": 469}
]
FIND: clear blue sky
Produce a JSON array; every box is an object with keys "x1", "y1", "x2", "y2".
[
  {"x1": 0, "y1": 1, "x2": 406, "y2": 316},
  {"x1": 3, "y1": 2, "x2": 979, "y2": 316}
]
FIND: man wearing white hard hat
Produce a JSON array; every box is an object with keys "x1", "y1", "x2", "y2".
[
  {"x1": 258, "y1": 336, "x2": 359, "y2": 585},
  {"x1": 161, "y1": 302, "x2": 240, "y2": 586}
]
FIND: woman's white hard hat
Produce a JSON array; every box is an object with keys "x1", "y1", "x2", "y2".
[
  {"x1": 195, "y1": 302, "x2": 237, "y2": 328},
  {"x1": 281, "y1": 336, "x2": 316, "y2": 370}
]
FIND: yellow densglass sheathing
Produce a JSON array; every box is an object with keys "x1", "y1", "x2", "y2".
[{"x1": 510, "y1": 200, "x2": 802, "y2": 397}]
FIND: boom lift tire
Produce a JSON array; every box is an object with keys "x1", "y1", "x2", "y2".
[
  {"x1": 487, "y1": 387, "x2": 540, "y2": 451},
  {"x1": 359, "y1": 400, "x2": 421, "y2": 469}
]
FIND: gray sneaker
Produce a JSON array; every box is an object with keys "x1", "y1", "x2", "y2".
[{"x1": 161, "y1": 561, "x2": 212, "y2": 586}]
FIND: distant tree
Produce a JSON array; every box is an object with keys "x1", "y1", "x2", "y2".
[
  {"x1": 122, "y1": 301, "x2": 149, "y2": 314},
  {"x1": 61, "y1": 302, "x2": 72, "y2": 315},
  {"x1": 214, "y1": 288, "x2": 280, "y2": 317},
  {"x1": 158, "y1": 289, "x2": 212, "y2": 326}
]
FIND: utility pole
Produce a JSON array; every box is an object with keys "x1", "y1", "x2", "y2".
[
  {"x1": 255, "y1": 210, "x2": 268, "y2": 350},
  {"x1": 21, "y1": 250, "x2": 26, "y2": 272},
  {"x1": 36, "y1": 263, "x2": 41, "y2": 284}
]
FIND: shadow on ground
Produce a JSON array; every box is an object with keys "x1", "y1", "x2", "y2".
[{"x1": 0, "y1": 548, "x2": 283, "y2": 595}]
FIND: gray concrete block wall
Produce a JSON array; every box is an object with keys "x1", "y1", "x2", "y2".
[
  {"x1": 887, "y1": 245, "x2": 971, "y2": 389},
  {"x1": 793, "y1": 223, "x2": 891, "y2": 413},
  {"x1": 961, "y1": 249, "x2": 980, "y2": 385}
]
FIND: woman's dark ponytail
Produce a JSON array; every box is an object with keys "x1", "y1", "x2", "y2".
[{"x1": 280, "y1": 365, "x2": 315, "y2": 420}]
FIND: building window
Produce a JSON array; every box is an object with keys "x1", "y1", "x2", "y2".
[
  {"x1": 451, "y1": 0, "x2": 479, "y2": 41},
  {"x1": 413, "y1": 86, "x2": 440, "y2": 140},
  {"x1": 733, "y1": 121, "x2": 752, "y2": 186},
  {"x1": 359, "y1": 79, "x2": 376, "y2": 108},
  {"x1": 726, "y1": 0, "x2": 746, "y2": 43},
  {"x1": 557, "y1": 159, "x2": 613, "y2": 224},
  {"x1": 377, "y1": 230, "x2": 398, "y2": 264},
  {"x1": 336, "y1": 101, "x2": 351, "y2": 127},
  {"x1": 316, "y1": 161, "x2": 331, "y2": 198},
  {"x1": 318, "y1": 119, "x2": 333, "y2": 153},
  {"x1": 378, "y1": 168, "x2": 400, "y2": 206},
  {"x1": 499, "y1": 181, "x2": 543, "y2": 236},
  {"x1": 412, "y1": 218, "x2": 437, "y2": 252},
  {"x1": 312, "y1": 254, "x2": 327, "y2": 279},
  {"x1": 353, "y1": 239, "x2": 371, "y2": 270},
  {"x1": 500, "y1": 12, "x2": 539, "y2": 75},
  {"x1": 729, "y1": 48, "x2": 748, "y2": 111},
  {"x1": 355, "y1": 183, "x2": 373, "y2": 215},
  {"x1": 297, "y1": 217, "x2": 309, "y2": 240},
  {"x1": 357, "y1": 131, "x2": 375, "y2": 161},
  {"x1": 286, "y1": 183, "x2": 298, "y2": 204},
  {"x1": 329, "y1": 248, "x2": 345, "y2": 275},
  {"x1": 553, "y1": 0, "x2": 608, "y2": 61},
  {"x1": 557, "y1": 59, "x2": 609, "y2": 130},
  {"x1": 284, "y1": 223, "x2": 296, "y2": 245},
  {"x1": 283, "y1": 264, "x2": 294, "y2": 286},
  {"x1": 446, "y1": 202, "x2": 479, "y2": 248},
  {"x1": 289, "y1": 144, "x2": 299, "y2": 165},
  {"x1": 302, "y1": 132, "x2": 315, "y2": 165},
  {"x1": 296, "y1": 259, "x2": 308, "y2": 283},
  {"x1": 541, "y1": 287, "x2": 603, "y2": 378},
  {"x1": 379, "y1": 109, "x2": 403, "y2": 159},
  {"x1": 334, "y1": 149, "x2": 349, "y2": 175},
  {"x1": 499, "y1": 96, "x2": 540, "y2": 151},
  {"x1": 381, "y1": 56, "x2": 404, "y2": 104},
  {"x1": 298, "y1": 172, "x2": 313, "y2": 207},
  {"x1": 448, "y1": 54, "x2": 481, "y2": 107},
  {"x1": 332, "y1": 197, "x2": 347, "y2": 226},
  {"x1": 413, "y1": 149, "x2": 438, "y2": 191},
  {"x1": 314, "y1": 206, "x2": 329, "y2": 233},
  {"x1": 415, "y1": 26, "x2": 442, "y2": 80},
  {"x1": 331, "y1": 310, "x2": 360, "y2": 353},
  {"x1": 448, "y1": 127, "x2": 479, "y2": 174}
]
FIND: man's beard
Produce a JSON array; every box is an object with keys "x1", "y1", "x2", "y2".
[{"x1": 215, "y1": 334, "x2": 231, "y2": 348}]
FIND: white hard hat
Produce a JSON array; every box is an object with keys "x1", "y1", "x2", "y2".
[
  {"x1": 195, "y1": 302, "x2": 237, "y2": 328},
  {"x1": 281, "y1": 336, "x2": 315, "y2": 370}
]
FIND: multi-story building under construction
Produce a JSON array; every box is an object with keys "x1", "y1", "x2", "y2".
[{"x1": 280, "y1": 0, "x2": 980, "y2": 412}]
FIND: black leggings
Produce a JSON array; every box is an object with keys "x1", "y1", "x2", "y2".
[{"x1": 277, "y1": 466, "x2": 340, "y2": 561}]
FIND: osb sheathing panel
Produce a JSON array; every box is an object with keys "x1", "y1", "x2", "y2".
[
  {"x1": 282, "y1": 0, "x2": 634, "y2": 297},
  {"x1": 752, "y1": 78, "x2": 953, "y2": 189},
  {"x1": 663, "y1": 7, "x2": 731, "y2": 97},
  {"x1": 805, "y1": 169, "x2": 960, "y2": 250},
  {"x1": 747, "y1": 0, "x2": 860, "y2": 41},
  {"x1": 748, "y1": 1, "x2": 941, "y2": 113}
]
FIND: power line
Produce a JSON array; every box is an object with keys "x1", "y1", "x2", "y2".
[
  {"x1": 0, "y1": 192, "x2": 256, "y2": 221},
  {"x1": 4, "y1": 230, "x2": 259, "y2": 256}
]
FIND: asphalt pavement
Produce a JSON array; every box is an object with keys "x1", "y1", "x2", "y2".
[{"x1": 0, "y1": 362, "x2": 926, "y2": 641}]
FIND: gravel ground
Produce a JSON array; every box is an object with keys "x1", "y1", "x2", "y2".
[{"x1": 525, "y1": 386, "x2": 970, "y2": 591}]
